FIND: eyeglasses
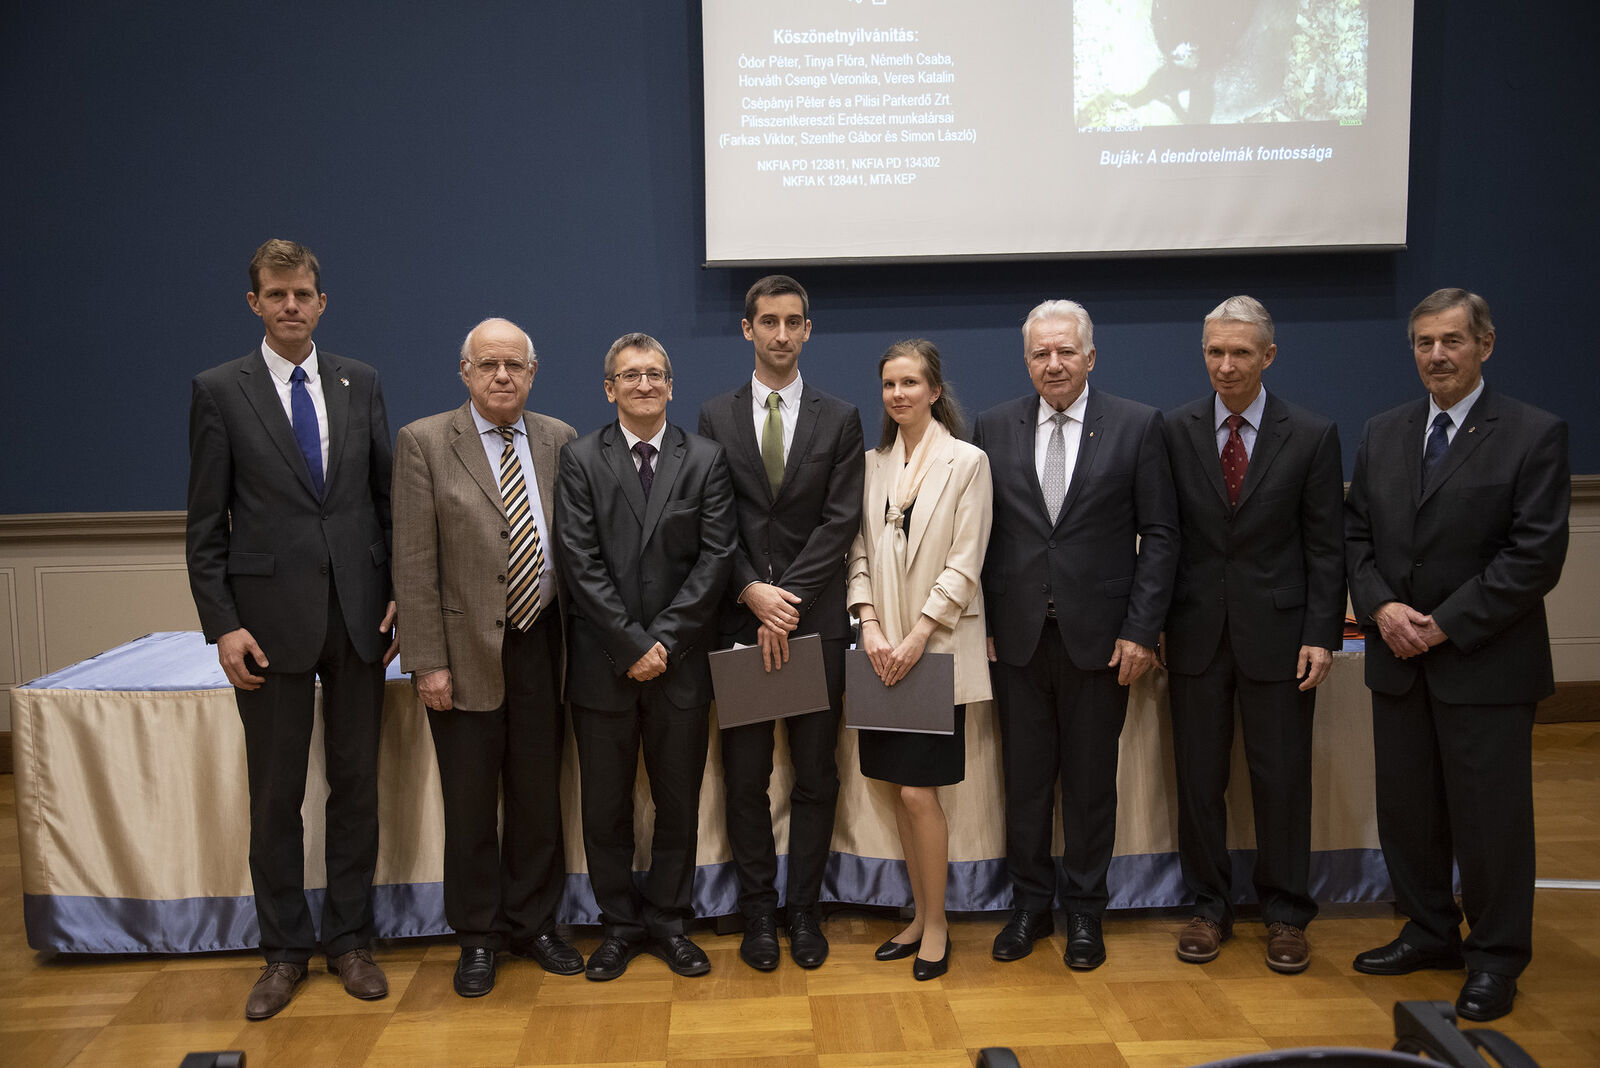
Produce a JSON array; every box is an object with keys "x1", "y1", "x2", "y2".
[
  {"x1": 608, "y1": 369, "x2": 670, "y2": 385},
  {"x1": 466, "y1": 359, "x2": 532, "y2": 377}
]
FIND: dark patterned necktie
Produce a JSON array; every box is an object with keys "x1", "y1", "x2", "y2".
[
  {"x1": 1423, "y1": 411, "x2": 1452, "y2": 487},
  {"x1": 634, "y1": 441, "x2": 657, "y2": 498},
  {"x1": 495, "y1": 427, "x2": 542, "y2": 630},
  {"x1": 1221, "y1": 414, "x2": 1248, "y2": 507}
]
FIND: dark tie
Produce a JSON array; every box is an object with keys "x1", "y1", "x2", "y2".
[
  {"x1": 495, "y1": 427, "x2": 542, "y2": 630},
  {"x1": 1423, "y1": 411, "x2": 1452, "y2": 486},
  {"x1": 761, "y1": 391, "x2": 784, "y2": 496},
  {"x1": 289, "y1": 365, "x2": 324, "y2": 497},
  {"x1": 634, "y1": 441, "x2": 657, "y2": 498},
  {"x1": 1221, "y1": 413, "x2": 1248, "y2": 507}
]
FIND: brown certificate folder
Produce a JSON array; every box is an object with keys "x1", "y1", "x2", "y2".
[
  {"x1": 844, "y1": 649, "x2": 955, "y2": 734},
  {"x1": 709, "y1": 633, "x2": 831, "y2": 728}
]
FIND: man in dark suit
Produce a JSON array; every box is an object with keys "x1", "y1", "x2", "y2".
[
  {"x1": 1161, "y1": 296, "x2": 1345, "y2": 973},
  {"x1": 697, "y1": 275, "x2": 863, "y2": 971},
  {"x1": 392, "y1": 318, "x2": 581, "y2": 997},
  {"x1": 1346, "y1": 288, "x2": 1569, "y2": 1022},
  {"x1": 555, "y1": 332, "x2": 738, "y2": 981},
  {"x1": 186, "y1": 239, "x2": 395, "y2": 1019},
  {"x1": 973, "y1": 299, "x2": 1179, "y2": 971}
]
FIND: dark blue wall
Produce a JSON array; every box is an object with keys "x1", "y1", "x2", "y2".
[{"x1": 3, "y1": 1, "x2": 1594, "y2": 513}]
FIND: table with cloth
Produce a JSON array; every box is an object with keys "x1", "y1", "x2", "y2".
[{"x1": 13, "y1": 632, "x2": 1389, "y2": 954}]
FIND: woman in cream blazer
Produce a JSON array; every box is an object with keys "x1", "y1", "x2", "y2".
[{"x1": 847, "y1": 338, "x2": 992, "y2": 980}]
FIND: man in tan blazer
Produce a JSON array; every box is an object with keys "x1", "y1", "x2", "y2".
[{"x1": 392, "y1": 318, "x2": 579, "y2": 998}]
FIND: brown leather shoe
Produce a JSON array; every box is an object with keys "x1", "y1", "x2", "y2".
[
  {"x1": 245, "y1": 961, "x2": 306, "y2": 1019},
  {"x1": 1177, "y1": 917, "x2": 1225, "y2": 963},
  {"x1": 1266, "y1": 922, "x2": 1310, "y2": 974},
  {"x1": 328, "y1": 947, "x2": 389, "y2": 999}
]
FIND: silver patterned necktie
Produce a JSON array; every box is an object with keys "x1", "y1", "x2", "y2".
[
  {"x1": 1042, "y1": 411, "x2": 1069, "y2": 524},
  {"x1": 495, "y1": 427, "x2": 542, "y2": 630}
]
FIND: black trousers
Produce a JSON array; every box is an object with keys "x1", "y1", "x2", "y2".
[
  {"x1": 235, "y1": 583, "x2": 383, "y2": 964},
  {"x1": 426, "y1": 610, "x2": 565, "y2": 951},
  {"x1": 719, "y1": 636, "x2": 845, "y2": 919},
  {"x1": 994, "y1": 620, "x2": 1130, "y2": 915},
  {"x1": 1372, "y1": 676, "x2": 1535, "y2": 976},
  {"x1": 1168, "y1": 629, "x2": 1317, "y2": 930},
  {"x1": 573, "y1": 687, "x2": 710, "y2": 941}
]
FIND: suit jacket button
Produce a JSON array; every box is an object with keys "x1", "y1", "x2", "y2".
[
  {"x1": 501, "y1": 530, "x2": 509, "y2": 539},
  {"x1": 320, "y1": 564, "x2": 329, "y2": 575},
  {"x1": 495, "y1": 619, "x2": 504, "y2": 628},
  {"x1": 1048, "y1": 540, "x2": 1056, "y2": 548},
  {"x1": 498, "y1": 574, "x2": 506, "y2": 583},
  {"x1": 1040, "y1": 584, "x2": 1050, "y2": 593}
]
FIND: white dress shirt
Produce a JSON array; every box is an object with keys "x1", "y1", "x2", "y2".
[
  {"x1": 1213, "y1": 386, "x2": 1268, "y2": 459},
  {"x1": 750, "y1": 371, "x2": 803, "y2": 464},
  {"x1": 1034, "y1": 387, "x2": 1090, "y2": 494},
  {"x1": 260, "y1": 340, "x2": 328, "y2": 473}
]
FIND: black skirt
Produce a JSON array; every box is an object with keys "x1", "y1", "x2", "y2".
[{"x1": 858, "y1": 704, "x2": 966, "y2": 787}]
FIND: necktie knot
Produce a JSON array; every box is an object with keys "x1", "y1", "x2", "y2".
[
  {"x1": 290, "y1": 365, "x2": 307, "y2": 384},
  {"x1": 1051, "y1": 411, "x2": 1070, "y2": 430},
  {"x1": 633, "y1": 441, "x2": 656, "y2": 463},
  {"x1": 1433, "y1": 412, "x2": 1453, "y2": 432},
  {"x1": 495, "y1": 425, "x2": 516, "y2": 444},
  {"x1": 767, "y1": 391, "x2": 781, "y2": 411},
  {"x1": 1225, "y1": 413, "x2": 1245, "y2": 432}
]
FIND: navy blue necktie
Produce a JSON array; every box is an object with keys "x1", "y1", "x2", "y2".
[
  {"x1": 634, "y1": 441, "x2": 657, "y2": 498},
  {"x1": 1422, "y1": 411, "x2": 1452, "y2": 487},
  {"x1": 289, "y1": 365, "x2": 324, "y2": 497}
]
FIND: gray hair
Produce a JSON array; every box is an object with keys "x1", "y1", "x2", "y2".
[
  {"x1": 1408, "y1": 288, "x2": 1493, "y2": 345},
  {"x1": 604, "y1": 331, "x2": 674, "y2": 379},
  {"x1": 1022, "y1": 299, "x2": 1095, "y2": 354},
  {"x1": 458, "y1": 318, "x2": 536, "y2": 383},
  {"x1": 1203, "y1": 295, "x2": 1274, "y2": 347}
]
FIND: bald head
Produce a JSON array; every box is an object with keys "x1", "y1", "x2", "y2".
[{"x1": 459, "y1": 317, "x2": 537, "y2": 425}]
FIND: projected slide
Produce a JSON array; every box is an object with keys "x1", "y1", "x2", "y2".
[{"x1": 702, "y1": 0, "x2": 1411, "y2": 264}]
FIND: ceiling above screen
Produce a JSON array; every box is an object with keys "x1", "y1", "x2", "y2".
[{"x1": 702, "y1": 0, "x2": 1413, "y2": 265}]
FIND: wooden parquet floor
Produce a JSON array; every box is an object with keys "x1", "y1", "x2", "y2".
[{"x1": 3, "y1": 722, "x2": 1598, "y2": 1067}]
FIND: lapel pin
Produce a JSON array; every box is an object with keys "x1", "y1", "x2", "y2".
[
  {"x1": 1467, "y1": 426, "x2": 1475, "y2": 433},
  {"x1": 340, "y1": 376, "x2": 350, "y2": 387}
]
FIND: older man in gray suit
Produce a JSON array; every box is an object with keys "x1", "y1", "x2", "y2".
[{"x1": 393, "y1": 318, "x2": 580, "y2": 998}]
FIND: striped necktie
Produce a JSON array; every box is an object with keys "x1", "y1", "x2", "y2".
[{"x1": 495, "y1": 426, "x2": 542, "y2": 630}]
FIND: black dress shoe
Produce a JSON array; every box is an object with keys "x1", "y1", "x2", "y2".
[
  {"x1": 514, "y1": 931, "x2": 584, "y2": 975},
  {"x1": 650, "y1": 934, "x2": 712, "y2": 976},
  {"x1": 913, "y1": 938, "x2": 950, "y2": 981},
  {"x1": 740, "y1": 914, "x2": 780, "y2": 971},
  {"x1": 585, "y1": 935, "x2": 641, "y2": 982},
  {"x1": 1352, "y1": 937, "x2": 1465, "y2": 976},
  {"x1": 992, "y1": 908, "x2": 1054, "y2": 961},
  {"x1": 788, "y1": 908, "x2": 828, "y2": 969},
  {"x1": 875, "y1": 936, "x2": 921, "y2": 962},
  {"x1": 1064, "y1": 912, "x2": 1106, "y2": 970},
  {"x1": 1456, "y1": 970, "x2": 1517, "y2": 1022},
  {"x1": 453, "y1": 946, "x2": 496, "y2": 997}
]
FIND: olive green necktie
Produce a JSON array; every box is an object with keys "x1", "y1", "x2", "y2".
[{"x1": 762, "y1": 390, "x2": 784, "y2": 495}]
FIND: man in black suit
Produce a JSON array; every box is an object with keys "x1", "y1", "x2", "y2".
[
  {"x1": 186, "y1": 239, "x2": 395, "y2": 1019},
  {"x1": 555, "y1": 332, "x2": 738, "y2": 981},
  {"x1": 1346, "y1": 288, "x2": 1569, "y2": 1022},
  {"x1": 973, "y1": 299, "x2": 1179, "y2": 971},
  {"x1": 1161, "y1": 296, "x2": 1345, "y2": 973},
  {"x1": 697, "y1": 275, "x2": 863, "y2": 971}
]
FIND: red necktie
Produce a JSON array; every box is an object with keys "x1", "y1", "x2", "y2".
[{"x1": 1221, "y1": 414, "x2": 1248, "y2": 507}]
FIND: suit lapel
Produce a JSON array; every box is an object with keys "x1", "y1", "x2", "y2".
[
  {"x1": 1057, "y1": 392, "x2": 1103, "y2": 525},
  {"x1": 236, "y1": 351, "x2": 319, "y2": 499},
  {"x1": 1185, "y1": 402, "x2": 1230, "y2": 507},
  {"x1": 906, "y1": 443, "x2": 953, "y2": 567},
  {"x1": 724, "y1": 383, "x2": 768, "y2": 495},
  {"x1": 1235, "y1": 394, "x2": 1287, "y2": 510},
  {"x1": 1009, "y1": 398, "x2": 1052, "y2": 526},
  {"x1": 522, "y1": 412, "x2": 561, "y2": 510},
  {"x1": 1421, "y1": 392, "x2": 1496, "y2": 506},
  {"x1": 318, "y1": 352, "x2": 349, "y2": 495},
  {"x1": 780, "y1": 388, "x2": 823, "y2": 500},
  {"x1": 641, "y1": 424, "x2": 686, "y2": 542},
  {"x1": 450, "y1": 404, "x2": 506, "y2": 517},
  {"x1": 1400, "y1": 399, "x2": 1426, "y2": 509},
  {"x1": 603, "y1": 422, "x2": 650, "y2": 527}
]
